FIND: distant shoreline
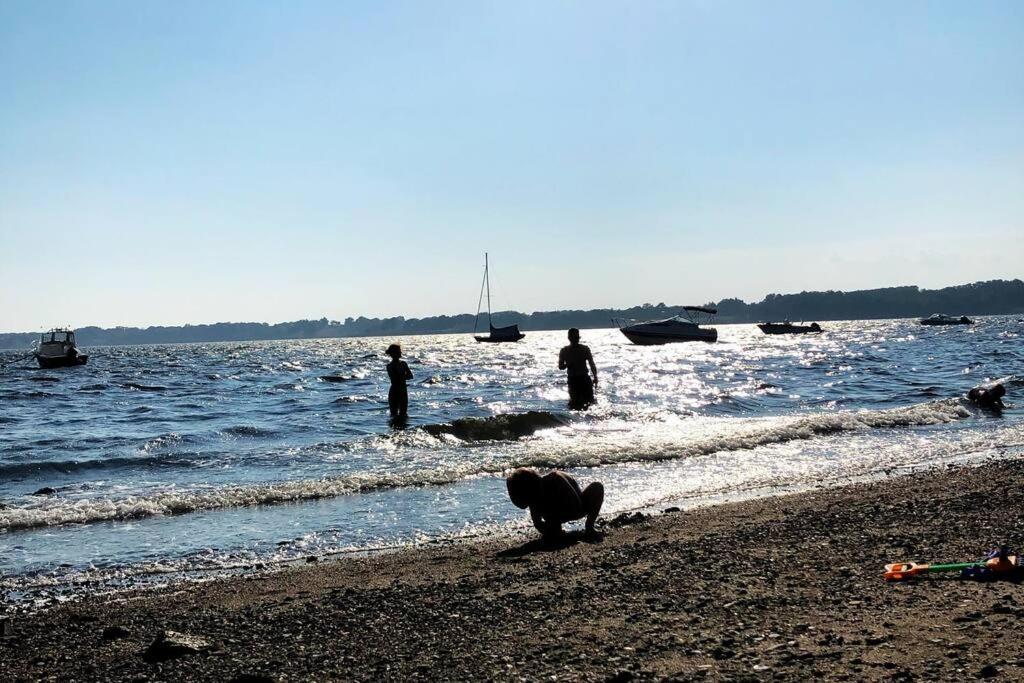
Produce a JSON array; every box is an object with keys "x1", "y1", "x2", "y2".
[
  {"x1": 1, "y1": 313, "x2": 1019, "y2": 352},
  {"x1": 2, "y1": 278, "x2": 1021, "y2": 350}
]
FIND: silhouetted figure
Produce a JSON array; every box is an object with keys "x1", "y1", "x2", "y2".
[
  {"x1": 506, "y1": 468, "x2": 604, "y2": 539},
  {"x1": 559, "y1": 328, "x2": 598, "y2": 410},
  {"x1": 968, "y1": 383, "x2": 1006, "y2": 410},
  {"x1": 385, "y1": 343, "x2": 413, "y2": 419}
]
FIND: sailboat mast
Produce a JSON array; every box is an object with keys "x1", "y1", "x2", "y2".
[{"x1": 485, "y1": 252, "x2": 492, "y2": 328}]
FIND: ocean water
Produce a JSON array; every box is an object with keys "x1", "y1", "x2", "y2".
[{"x1": 1, "y1": 319, "x2": 1022, "y2": 605}]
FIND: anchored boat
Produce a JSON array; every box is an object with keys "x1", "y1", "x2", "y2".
[
  {"x1": 920, "y1": 314, "x2": 974, "y2": 326},
  {"x1": 473, "y1": 253, "x2": 525, "y2": 343},
  {"x1": 758, "y1": 321, "x2": 823, "y2": 335},
  {"x1": 34, "y1": 328, "x2": 89, "y2": 368},
  {"x1": 615, "y1": 306, "x2": 718, "y2": 344}
]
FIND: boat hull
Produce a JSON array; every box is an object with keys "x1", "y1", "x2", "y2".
[
  {"x1": 620, "y1": 328, "x2": 717, "y2": 345},
  {"x1": 920, "y1": 318, "x2": 973, "y2": 326},
  {"x1": 758, "y1": 323, "x2": 822, "y2": 335},
  {"x1": 36, "y1": 354, "x2": 89, "y2": 369},
  {"x1": 474, "y1": 334, "x2": 525, "y2": 343}
]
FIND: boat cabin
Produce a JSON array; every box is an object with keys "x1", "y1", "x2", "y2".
[{"x1": 38, "y1": 328, "x2": 77, "y2": 353}]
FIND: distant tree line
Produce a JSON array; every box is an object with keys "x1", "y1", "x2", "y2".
[{"x1": 1, "y1": 279, "x2": 1021, "y2": 350}]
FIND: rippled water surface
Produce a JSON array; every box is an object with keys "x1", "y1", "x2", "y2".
[{"x1": 1, "y1": 319, "x2": 1022, "y2": 601}]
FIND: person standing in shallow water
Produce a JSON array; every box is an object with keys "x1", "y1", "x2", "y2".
[
  {"x1": 385, "y1": 343, "x2": 413, "y2": 419},
  {"x1": 559, "y1": 328, "x2": 598, "y2": 410}
]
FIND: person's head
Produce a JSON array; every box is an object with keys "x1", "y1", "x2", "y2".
[
  {"x1": 506, "y1": 468, "x2": 542, "y2": 508},
  {"x1": 567, "y1": 328, "x2": 580, "y2": 345},
  {"x1": 386, "y1": 343, "x2": 402, "y2": 360}
]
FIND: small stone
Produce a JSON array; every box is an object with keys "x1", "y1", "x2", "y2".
[
  {"x1": 607, "y1": 670, "x2": 634, "y2": 683},
  {"x1": 143, "y1": 630, "x2": 212, "y2": 662},
  {"x1": 102, "y1": 625, "x2": 131, "y2": 641},
  {"x1": 31, "y1": 487, "x2": 57, "y2": 496},
  {"x1": 231, "y1": 675, "x2": 276, "y2": 683},
  {"x1": 663, "y1": 506, "x2": 681, "y2": 514},
  {"x1": 1, "y1": 618, "x2": 14, "y2": 638},
  {"x1": 979, "y1": 665, "x2": 998, "y2": 679}
]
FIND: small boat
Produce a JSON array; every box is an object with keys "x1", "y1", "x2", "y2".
[
  {"x1": 615, "y1": 306, "x2": 718, "y2": 344},
  {"x1": 473, "y1": 253, "x2": 525, "y2": 343},
  {"x1": 34, "y1": 328, "x2": 89, "y2": 368},
  {"x1": 758, "y1": 321, "x2": 822, "y2": 335},
  {"x1": 920, "y1": 314, "x2": 974, "y2": 326}
]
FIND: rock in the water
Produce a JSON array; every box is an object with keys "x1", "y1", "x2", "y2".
[
  {"x1": 31, "y1": 487, "x2": 57, "y2": 496},
  {"x1": 102, "y1": 625, "x2": 131, "y2": 641},
  {"x1": 143, "y1": 630, "x2": 211, "y2": 662}
]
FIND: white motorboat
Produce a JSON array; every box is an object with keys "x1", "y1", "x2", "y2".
[
  {"x1": 615, "y1": 306, "x2": 718, "y2": 344},
  {"x1": 34, "y1": 328, "x2": 89, "y2": 368}
]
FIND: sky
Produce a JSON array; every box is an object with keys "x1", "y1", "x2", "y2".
[{"x1": 1, "y1": 1, "x2": 1022, "y2": 331}]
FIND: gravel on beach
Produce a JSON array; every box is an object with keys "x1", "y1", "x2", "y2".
[{"x1": 2, "y1": 459, "x2": 1023, "y2": 681}]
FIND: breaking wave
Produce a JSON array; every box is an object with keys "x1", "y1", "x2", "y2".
[
  {"x1": 0, "y1": 453, "x2": 203, "y2": 478},
  {"x1": 0, "y1": 399, "x2": 971, "y2": 532},
  {"x1": 122, "y1": 382, "x2": 168, "y2": 392}
]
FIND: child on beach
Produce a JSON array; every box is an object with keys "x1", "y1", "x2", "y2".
[
  {"x1": 506, "y1": 468, "x2": 604, "y2": 538},
  {"x1": 385, "y1": 343, "x2": 413, "y2": 419}
]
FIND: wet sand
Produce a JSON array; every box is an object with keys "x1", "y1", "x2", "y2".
[{"x1": 3, "y1": 458, "x2": 1023, "y2": 681}]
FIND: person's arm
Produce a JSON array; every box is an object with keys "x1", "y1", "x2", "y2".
[
  {"x1": 586, "y1": 348, "x2": 598, "y2": 385},
  {"x1": 403, "y1": 362, "x2": 413, "y2": 381},
  {"x1": 558, "y1": 347, "x2": 567, "y2": 371},
  {"x1": 529, "y1": 506, "x2": 546, "y2": 532}
]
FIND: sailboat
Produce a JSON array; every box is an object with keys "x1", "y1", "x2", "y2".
[{"x1": 473, "y1": 253, "x2": 525, "y2": 343}]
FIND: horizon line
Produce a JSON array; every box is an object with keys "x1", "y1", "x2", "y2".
[{"x1": 2, "y1": 277, "x2": 1020, "y2": 336}]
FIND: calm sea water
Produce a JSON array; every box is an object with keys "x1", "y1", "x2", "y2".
[{"x1": 1, "y1": 319, "x2": 1022, "y2": 605}]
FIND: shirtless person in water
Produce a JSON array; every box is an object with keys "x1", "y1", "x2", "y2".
[{"x1": 558, "y1": 328, "x2": 598, "y2": 410}]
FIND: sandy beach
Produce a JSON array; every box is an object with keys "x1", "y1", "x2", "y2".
[{"x1": 3, "y1": 458, "x2": 1023, "y2": 681}]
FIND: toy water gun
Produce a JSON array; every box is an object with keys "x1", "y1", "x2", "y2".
[{"x1": 884, "y1": 546, "x2": 1020, "y2": 582}]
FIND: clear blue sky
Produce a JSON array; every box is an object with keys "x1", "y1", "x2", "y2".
[{"x1": 2, "y1": 1, "x2": 1021, "y2": 330}]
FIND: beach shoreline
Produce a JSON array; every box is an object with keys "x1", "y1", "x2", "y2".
[{"x1": 3, "y1": 457, "x2": 1023, "y2": 681}]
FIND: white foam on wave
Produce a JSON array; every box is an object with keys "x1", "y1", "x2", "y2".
[{"x1": 0, "y1": 399, "x2": 971, "y2": 532}]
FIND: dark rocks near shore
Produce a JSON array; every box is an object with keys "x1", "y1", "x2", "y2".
[
  {"x1": 979, "y1": 664, "x2": 1000, "y2": 679},
  {"x1": 606, "y1": 511, "x2": 648, "y2": 528},
  {"x1": 31, "y1": 487, "x2": 57, "y2": 496},
  {"x1": 143, "y1": 630, "x2": 212, "y2": 662},
  {"x1": 230, "y1": 674, "x2": 276, "y2": 683},
  {"x1": 102, "y1": 625, "x2": 130, "y2": 641}
]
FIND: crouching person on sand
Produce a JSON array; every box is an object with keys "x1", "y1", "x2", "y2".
[{"x1": 506, "y1": 468, "x2": 604, "y2": 539}]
